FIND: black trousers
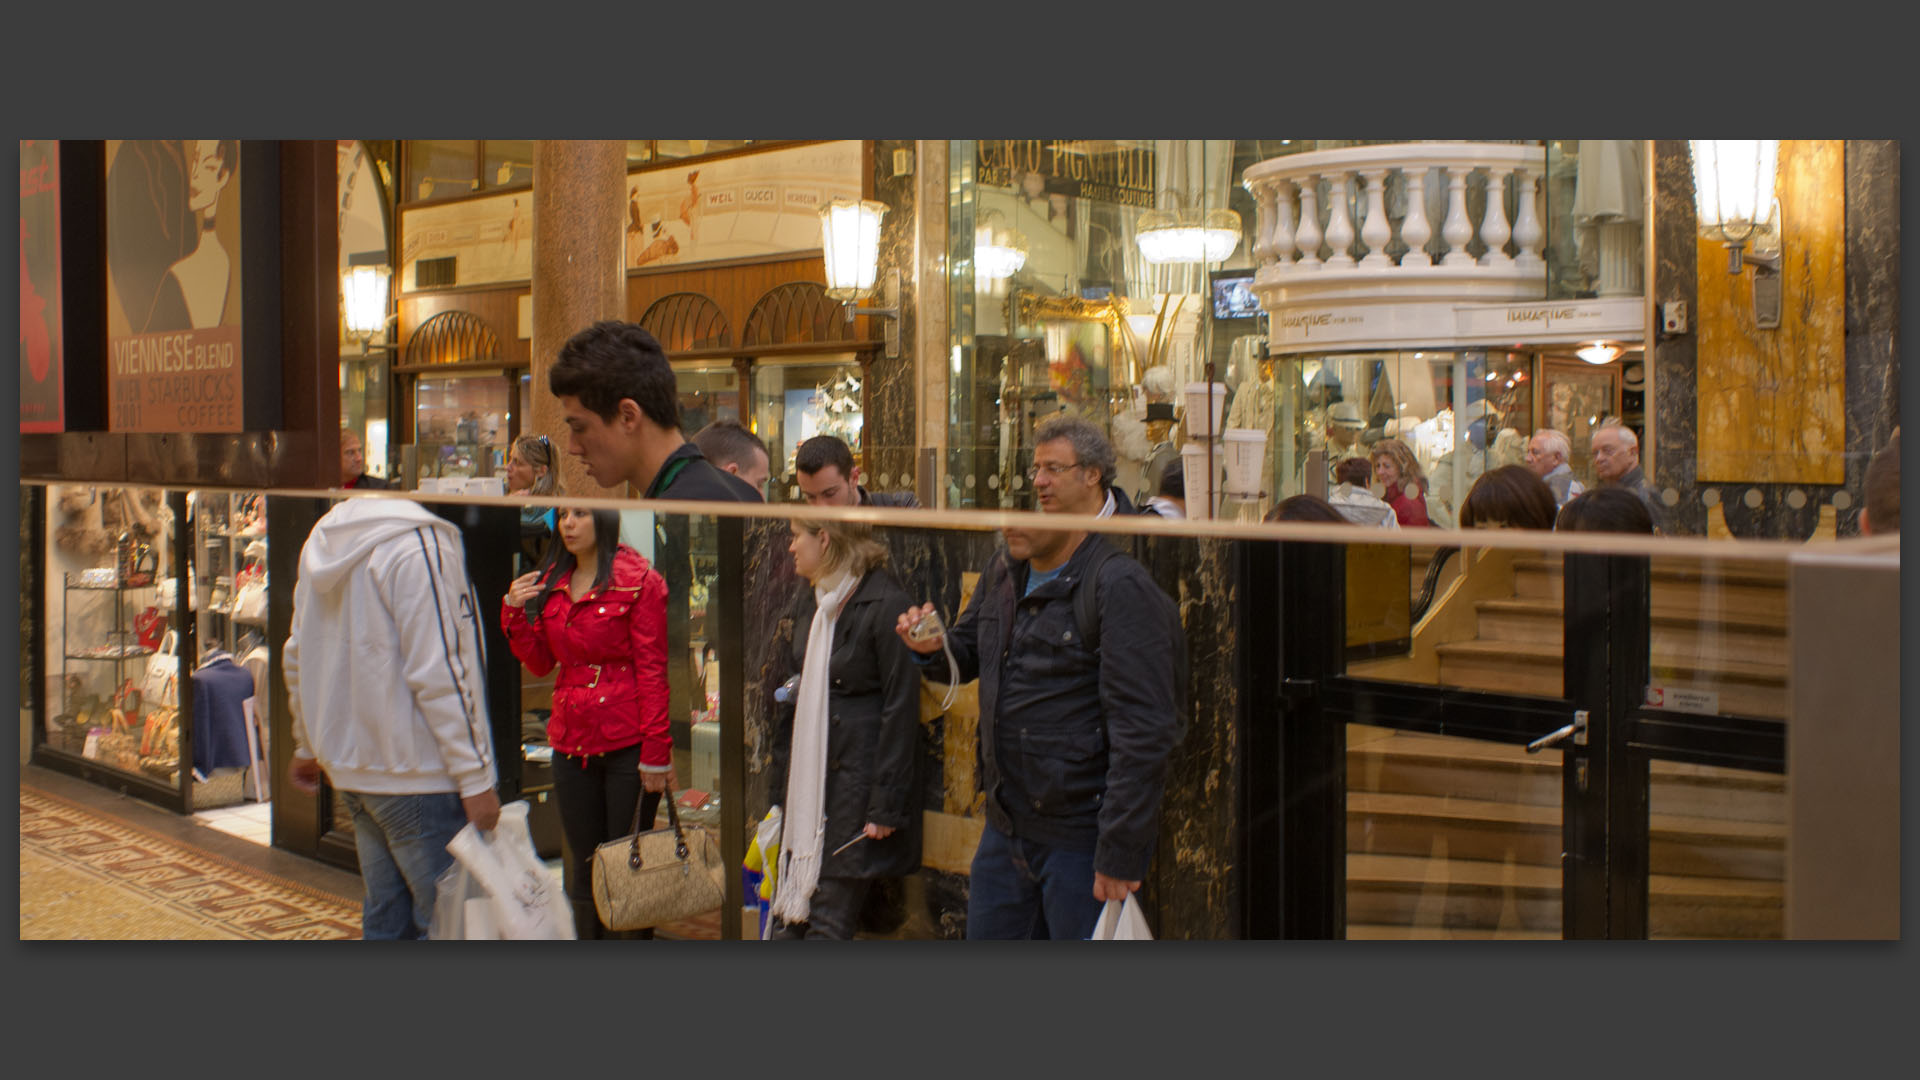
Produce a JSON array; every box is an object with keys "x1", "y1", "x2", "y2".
[
  {"x1": 770, "y1": 876, "x2": 874, "y2": 940},
  {"x1": 552, "y1": 742, "x2": 661, "y2": 939}
]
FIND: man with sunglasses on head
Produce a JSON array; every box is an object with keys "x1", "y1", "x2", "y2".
[{"x1": 895, "y1": 415, "x2": 1182, "y2": 939}]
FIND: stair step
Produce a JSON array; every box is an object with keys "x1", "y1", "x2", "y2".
[
  {"x1": 1347, "y1": 725, "x2": 1785, "y2": 822},
  {"x1": 1513, "y1": 558, "x2": 1789, "y2": 622},
  {"x1": 1348, "y1": 791, "x2": 1784, "y2": 879},
  {"x1": 1345, "y1": 923, "x2": 1562, "y2": 940},
  {"x1": 1346, "y1": 853, "x2": 1783, "y2": 938}
]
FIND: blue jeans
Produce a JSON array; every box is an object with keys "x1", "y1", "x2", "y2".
[
  {"x1": 966, "y1": 821, "x2": 1103, "y2": 940},
  {"x1": 340, "y1": 790, "x2": 468, "y2": 940}
]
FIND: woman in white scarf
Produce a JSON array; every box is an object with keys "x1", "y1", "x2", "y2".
[{"x1": 768, "y1": 519, "x2": 924, "y2": 939}]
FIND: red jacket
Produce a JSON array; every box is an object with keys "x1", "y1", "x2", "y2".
[
  {"x1": 501, "y1": 546, "x2": 671, "y2": 765},
  {"x1": 1384, "y1": 484, "x2": 1432, "y2": 528}
]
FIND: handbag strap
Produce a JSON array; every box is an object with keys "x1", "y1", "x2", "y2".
[{"x1": 626, "y1": 785, "x2": 690, "y2": 870}]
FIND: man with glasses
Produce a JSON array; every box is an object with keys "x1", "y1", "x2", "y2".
[{"x1": 895, "y1": 416, "x2": 1182, "y2": 939}]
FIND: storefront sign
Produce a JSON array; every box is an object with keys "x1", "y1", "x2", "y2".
[
  {"x1": 104, "y1": 140, "x2": 246, "y2": 433},
  {"x1": 975, "y1": 140, "x2": 1158, "y2": 209},
  {"x1": 20, "y1": 140, "x2": 64, "y2": 432},
  {"x1": 1267, "y1": 295, "x2": 1643, "y2": 354}
]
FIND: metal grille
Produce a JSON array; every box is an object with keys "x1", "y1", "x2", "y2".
[
  {"x1": 740, "y1": 282, "x2": 856, "y2": 347},
  {"x1": 405, "y1": 309, "x2": 502, "y2": 366},
  {"x1": 638, "y1": 292, "x2": 732, "y2": 352}
]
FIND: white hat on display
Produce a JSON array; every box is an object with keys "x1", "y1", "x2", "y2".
[{"x1": 1329, "y1": 401, "x2": 1365, "y2": 429}]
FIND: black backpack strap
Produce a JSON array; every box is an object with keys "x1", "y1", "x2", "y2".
[{"x1": 1073, "y1": 538, "x2": 1121, "y2": 657}]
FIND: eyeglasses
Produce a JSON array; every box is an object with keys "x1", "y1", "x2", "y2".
[{"x1": 1024, "y1": 461, "x2": 1086, "y2": 481}]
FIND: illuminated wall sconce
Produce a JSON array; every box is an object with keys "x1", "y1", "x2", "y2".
[
  {"x1": 816, "y1": 198, "x2": 899, "y2": 358},
  {"x1": 342, "y1": 261, "x2": 392, "y2": 352},
  {"x1": 1689, "y1": 140, "x2": 1784, "y2": 327}
]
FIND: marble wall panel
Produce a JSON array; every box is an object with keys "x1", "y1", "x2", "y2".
[
  {"x1": 1652, "y1": 139, "x2": 1899, "y2": 539},
  {"x1": 1697, "y1": 140, "x2": 1846, "y2": 485},
  {"x1": 865, "y1": 139, "x2": 922, "y2": 499}
]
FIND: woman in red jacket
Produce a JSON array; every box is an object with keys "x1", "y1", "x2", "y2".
[
  {"x1": 1368, "y1": 437, "x2": 1433, "y2": 528},
  {"x1": 503, "y1": 507, "x2": 672, "y2": 939}
]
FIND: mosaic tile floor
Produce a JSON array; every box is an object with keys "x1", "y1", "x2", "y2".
[{"x1": 19, "y1": 787, "x2": 361, "y2": 940}]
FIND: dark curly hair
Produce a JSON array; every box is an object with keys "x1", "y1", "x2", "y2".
[{"x1": 549, "y1": 321, "x2": 680, "y2": 430}]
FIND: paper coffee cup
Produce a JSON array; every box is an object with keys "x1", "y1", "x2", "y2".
[
  {"x1": 1180, "y1": 440, "x2": 1215, "y2": 520},
  {"x1": 1222, "y1": 428, "x2": 1267, "y2": 495},
  {"x1": 1184, "y1": 381, "x2": 1228, "y2": 437}
]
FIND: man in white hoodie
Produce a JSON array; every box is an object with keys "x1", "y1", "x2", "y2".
[{"x1": 284, "y1": 496, "x2": 500, "y2": 940}]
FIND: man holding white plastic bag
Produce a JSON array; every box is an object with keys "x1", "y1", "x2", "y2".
[{"x1": 284, "y1": 495, "x2": 501, "y2": 940}]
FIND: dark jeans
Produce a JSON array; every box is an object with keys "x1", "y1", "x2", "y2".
[
  {"x1": 770, "y1": 876, "x2": 873, "y2": 940},
  {"x1": 339, "y1": 790, "x2": 468, "y2": 940},
  {"x1": 552, "y1": 742, "x2": 661, "y2": 939},
  {"x1": 965, "y1": 820, "x2": 1103, "y2": 940}
]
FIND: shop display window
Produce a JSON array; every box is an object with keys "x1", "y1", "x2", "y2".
[
  {"x1": 35, "y1": 485, "x2": 270, "y2": 813},
  {"x1": 413, "y1": 371, "x2": 516, "y2": 485},
  {"x1": 748, "y1": 355, "x2": 864, "y2": 502}
]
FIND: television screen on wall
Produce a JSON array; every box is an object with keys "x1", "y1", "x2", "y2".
[{"x1": 1210, "y1": 272, "x2": 1260, "y2": 320}]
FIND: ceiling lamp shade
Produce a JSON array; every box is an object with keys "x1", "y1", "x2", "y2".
[
  {"x1": 1689, "y1": 140, "x2": 1779, "y2": 272},
  {"x1": 342, "y1": 264, "x2": 391, "y2": 339},
  {"x1": 1136, "y1": 206, "x2": 1242, "y2": 265},
  {"x1": 1576, "y1": 343, "x2": 1621, "y2": 366},
  {"x1": 974, "y1": 212, "x2": 1029, "y2": 279},
  {"x1": 817, "y1": 198, "x2": 889, "y2": 301}
]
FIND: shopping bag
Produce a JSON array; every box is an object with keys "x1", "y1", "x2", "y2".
[
  {"x1": 439, "y1": 800, "x2": 574, "y2": 940},
  {"x1": 1090, "y1": 895, "x2": 1154, "y2": 941}
]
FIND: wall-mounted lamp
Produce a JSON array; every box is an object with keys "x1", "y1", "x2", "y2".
[
  {"x1": 342, "y1": 262, "x2": 392, "y2": 353},
  {"x1": 495, "y1": 160, "x2": 531, "y2": 186},
  {"x1": 975, "y1": 211, "x2": 1029, "y2": 280},
  {"x1": 1688, "y1": 140, "x2": 1780, "y2": 274},
  {"x1": 1576, "y1": 343, "x2": 1621, "y2": 366},
  {"x1": 817, "y1": 198, "x2": 899, "y2": 359}
]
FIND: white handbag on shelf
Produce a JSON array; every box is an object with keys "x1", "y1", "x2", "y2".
[
  {"x1": 141, "y1": 629, "x2": 180, "y2": 709},
  {"x1": 157, "y1": 569, "x2": 198, "y2": 612},
  {"x1": 233, "y1": 577, "x2": 268, "y2": 625}
]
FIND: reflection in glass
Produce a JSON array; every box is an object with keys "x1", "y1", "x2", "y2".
[{"x1": 1347, "y1": 723, "x2": 1564, "y2": 939}]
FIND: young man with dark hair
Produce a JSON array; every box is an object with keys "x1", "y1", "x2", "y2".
[
  {"x1": 794, "y1": 433, "x2": 919, "y2": 508},
  {"x1": 548, "y1": 320, "x2": 759, "y2": 502},
  {"x1": 691, "y1": 419, "x2": 772, "y2": 497}
]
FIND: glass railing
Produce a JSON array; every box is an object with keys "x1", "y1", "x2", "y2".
[{"x1": 20, "y1": 481, "x2": 1896, "y2": 940}]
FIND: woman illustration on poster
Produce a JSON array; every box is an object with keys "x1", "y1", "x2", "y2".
[{"x1": 145, "y1": 140, "x2": 237, "y2": 331}]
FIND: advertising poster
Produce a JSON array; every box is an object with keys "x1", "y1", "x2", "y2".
[
  {"x1": 399, "y1": 189, "x2": 530, "y2": 292},
  {"x1": 624, "y1": 140, "x2": 863, "y2": 269},
  {"x1": 105, "y1": 139, "x2": 245, "y2": 432},
  {"x1": 20, "y1": 140, "x2": 64, "y2": 432}
]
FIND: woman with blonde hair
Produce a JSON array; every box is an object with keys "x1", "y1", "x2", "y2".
[
  {"x1": 768, "y1": 518, "x2": 922, "y2": 939},
  {"x1": 508, "y1": 433, "x2": 563, "y2": 568},
  {"x1": 1368, "y1": 437, "x2": 1432, "y2": 528}
]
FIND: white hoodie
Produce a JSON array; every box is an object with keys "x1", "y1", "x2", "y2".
[{"x1": 284, "y1": 498, "x2": 496, "y2": 799}]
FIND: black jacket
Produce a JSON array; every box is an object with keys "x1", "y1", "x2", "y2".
[
  {"x1": 859, "y1": 486, "x2": 921, "y2": 509},
  {"x1": 934, "y1": 534, "x2": 1180, "y2": 880},
  {"x1": 646, "y1": 441, "x2": 762, "y2": 502},
  {"x1": 770, "y1": 569, "x2": 924, "y2": 879}
]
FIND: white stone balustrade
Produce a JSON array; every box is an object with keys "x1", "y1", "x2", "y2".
[{"x1": 1245, "y1": 142, "x2": 1548, "y2": 307}]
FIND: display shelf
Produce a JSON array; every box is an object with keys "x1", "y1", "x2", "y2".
[{"x1": 65, "y1": 650, "x2": 157, "y2": 662}]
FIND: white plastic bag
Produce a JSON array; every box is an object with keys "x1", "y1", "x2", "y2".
[
  {"x1": 1090, "y1": 895, "x2": 1154, "y2": 941},
  {"x1": 434, "y1": 800, "x2": 574, "y2": 940}
]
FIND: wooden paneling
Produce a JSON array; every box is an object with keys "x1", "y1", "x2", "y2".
[
  {"x1": 627, "y1": 255, "x2": 830, "y2": 346},
  {"x1": 1696, "y1": 140, "x2": 1846, "y2": 484},
  {"x1": 399, "y1": 287, "x2": 530, "y2": 368}
]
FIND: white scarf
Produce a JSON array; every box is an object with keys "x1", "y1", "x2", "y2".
[{"x1": 771, "y1": 568, "x2": 859, "y2": 926}]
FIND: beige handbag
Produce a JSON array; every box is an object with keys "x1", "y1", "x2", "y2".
[{"x1": 591, "y1": 792, "x2": 726, "y2": 931}]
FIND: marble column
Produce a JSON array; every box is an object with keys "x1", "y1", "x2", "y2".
[
  {"x1": 864, "y1": 139, "x2": 920, "y2": 500},
  {"x1": 531, "y1": 140, "x2": 629, "y2": 498}
]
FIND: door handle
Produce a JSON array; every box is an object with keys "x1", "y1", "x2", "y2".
[{"x1": 1526, "y1": 710, "x2": 1589, "y2": 753}]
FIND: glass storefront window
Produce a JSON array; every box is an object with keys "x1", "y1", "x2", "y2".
[
  {"x1": 405, "y1": 139, "x2": 480, "y2": 202},
  {"x1": 414, "y1": 372, "x2": 514, "y2": 483},
  {"x1": 748, "y1": 355, "x2": 864, "y2": 501}
]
